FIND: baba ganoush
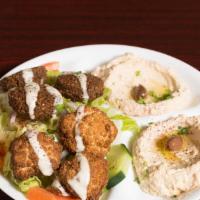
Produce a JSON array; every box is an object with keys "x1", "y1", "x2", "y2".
[
  {"x1": 92, "y1": 53, "x2": 192, "y2": 116},
  {"x1": 133, "y1": 115, "x2": 200, "y2": 199}
]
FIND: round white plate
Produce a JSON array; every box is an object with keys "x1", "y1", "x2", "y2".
[{"x1": 1, "y1": 44, "x2": 200, "y2": 200}]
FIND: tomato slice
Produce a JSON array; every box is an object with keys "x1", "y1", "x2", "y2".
[
  {"x1": 26, "y1": 187, "x2": 79, "y2": 200},
  {"x1": 43, "y1": 61, "x2": 60, "y2": 71}
]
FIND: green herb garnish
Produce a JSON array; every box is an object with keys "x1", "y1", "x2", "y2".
[
  {"x1": 149, "y1": 88, "x2": 173, "y2": 102},
  {"x1": 135, "y1": 70, "x2": 141, "y2": 76},
  {"x1": 137, "y1": 97, "x2": 146, "y2": 105},
  {"x1": 134, "y1": 176, "x2": 140, "y2": 184},
  {"x1": 177, "y1": 126, "x2": 189, "y2": 135}
]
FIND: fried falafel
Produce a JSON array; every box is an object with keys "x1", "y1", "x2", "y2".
[
  {"x1": 10, "y1": 132, "x2": 62, "y2": 180},
  {"x1": 55, "y1": 73, "x2": 104, "y2": 102},
  {"x1": 0, "y1": 66, "x2": 46, "y2": 92},
  {"x1": 8, "y1": 84, "x2": 56, "y2": 121},
  {"x1": 58, "y1": 153, "x2": 108, "y2": 200},
  {"x1": 59, "y1": 106, "x2": 117, "y2": 157}
]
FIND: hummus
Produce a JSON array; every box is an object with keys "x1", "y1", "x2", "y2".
[
  {"x1": 133, "y1": 115, "x2": 200, "y2": 199},
  {"x1": 92, "y1": 54, "x2": 192, "y2": 116}
]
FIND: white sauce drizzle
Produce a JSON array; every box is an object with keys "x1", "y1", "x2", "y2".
[
  {"x1": 24, "y1": 83, "x2": 40, "y2": 119},
  {"x1": 26, "y1": 130, "x2": 53, "y2": 176},
  {"x1": 22, "y1": 69, "x2": 40, "y2": 120},
  {"x1": 75, "y1": 73, "x2": 89, "y2": 100},
  {"x1": 52, "y1": 178, "x2": 69, "y2": 196},
  {"x1": 68, "y1": 153, "x2": 90, "y2": 200},
  {"x1": 22, "y1": 68, "x2": 34, "y2": 83},
  {"x1": 75, "y1": 105, "x2": 86, "y2": 152},
  {"x1": 45, "y1": 84, "x2": 63, "y2": 106}
]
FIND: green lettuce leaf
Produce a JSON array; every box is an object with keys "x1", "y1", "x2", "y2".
[
  {"x1": 17, "y1": 176, "x2": 41, "y2": 193},
  {"x1": 46, "y1": 70, "x2": 61, "y2": 85},
  {"x1": 3, "y1": 152, "x2": 41, "y2": 193},
  {"x1": 90, "y1": 88, "x2": 140, "y2": 134},
  {"x1": 111, "y1": 115, "x2": 140, "y2": 134},
  {"x1": 64, "y1": 98, "x2": 83, "y2": 113}
]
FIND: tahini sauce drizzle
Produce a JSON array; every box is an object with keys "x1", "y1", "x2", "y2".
[
  {"x1": 68, "y1": 153, "x2": 90, "y2": 200},
  {"x1": 26, "y1": 130, "x2": 53, "y2": 176},
  {"x1": 22, "y1": 69, "x2": 40, "y2": 120},
  {"x1": 45, "y1": 84, "x2": 63, "y2": 117},
  {"x1": 75, "y1": 105, "x2": 86, "y2": 152},
  {"x1": 52, "y1": 178, "x2": 69, "y2": 196},
  {"x1": 75, "y1": 73, "x2": 89, "y2": 100},
  {"x1": 45, "y1": 84, "x2": 63, "y2": 106}
]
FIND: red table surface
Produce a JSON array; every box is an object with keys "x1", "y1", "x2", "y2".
[{"x1": 0, "y1": 0, "x2": 200, "y2": 199}]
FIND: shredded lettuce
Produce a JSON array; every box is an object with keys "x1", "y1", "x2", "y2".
[
  {"x1": 55, "y1": 103, "x2": 65, "y2": 114},
  {"x1": 0, "y1": 92, "x2": 13, "y2": 113},
  {"x1": 3, "y1": 152, "x2": 41, "y2": 193},
  {"x1": 0, "y1": 112, "x2": 48, "y2": 150},
  {"x1": 46, "y1": 70, "x2": 62, "y2": 85},
  {"x1": 17, "y1": 176, "x2": 41, "y2": 193},
  {"x1": 64, "y1": 98, "x2": 83, "y2": 113},
  {"x1": 111, "y1": 115, "x2": 140, "y2": 133},
  {"x1": 0, "y1": 112, "x2": 18, "y2": 149},
  {"x1": 3, "y1": 152, "x2": 11, "y2": 177},
  {"x1": 90, "y1": 88, "x2": 140, "y2": 134}
]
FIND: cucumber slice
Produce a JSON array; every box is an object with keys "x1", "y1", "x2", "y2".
[{"x1": 106, "y1": 144, "x2": 132, "y2": 190}]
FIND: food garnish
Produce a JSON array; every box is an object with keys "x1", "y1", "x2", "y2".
[
  {"x1": 149, "y1": 88, "x2": 173, "y2": 102},
  {"x1": 132, "y1": 84, "x2": 147, "y2": 101},
  {"x1": 177, "y1": 126, "x2": 189, "y2": 135},
  {"x1": 135, "y1": 70, "x2": 141, "y2": 76},
  {"x1": 166, "y1": 135, "x2": 183, "y2": 151}
]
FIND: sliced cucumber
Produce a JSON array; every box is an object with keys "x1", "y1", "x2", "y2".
[{"x1": 106, "y1": 144, "x2": 132, "y2": 190}]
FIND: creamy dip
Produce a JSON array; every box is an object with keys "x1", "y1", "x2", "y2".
[
  {"x1": 93, "y1": 53, "x2": 192, "y2": 116},
  {"x1": 26, "y1": 130, "x2": 53, "y2": 176},
  {"x1": 133, "y1": 116, "x2": 200, "y2": 199},
  {"x1": 68, "y1": 153, "x2": 90, "y2": 200},
  {"x1": 75, "y1": 105, "x2": 86, "y2": 152}
]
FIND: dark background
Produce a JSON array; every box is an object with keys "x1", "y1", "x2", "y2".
[{"x1": 0, "y1": 0, "x2": 200, "y2": 199}]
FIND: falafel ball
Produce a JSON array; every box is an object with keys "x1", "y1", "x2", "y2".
[
  {"x1": 10, "y1": 132, "x2": 62, "y2": 180},
  {"x1": 8, "y1": 84, "x2": 55, "y2": 121},
  {"x1": 0, "y1": 66, "x2": 47, "y2": 92},
  {"x1": 58, "y1": 153, "x2": 108, "y2": 200},
  {"x1": 59, "y1": 106, "x2": 117, "y2": 157},
  {"x1": 55, "y1": 73, "x2": 104, "y2": 102}
]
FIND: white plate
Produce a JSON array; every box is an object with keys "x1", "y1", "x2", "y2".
[{"x1": 1, "y1": 44, "x2": 200, "y2": 200}]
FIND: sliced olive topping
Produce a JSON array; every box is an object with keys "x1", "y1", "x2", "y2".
[
  {"x1": 132, "y1": 84, "x2": 147, "y2": 101},
  {"x1": 166, "y1": 135, "x2": 183, "y2": 151}
]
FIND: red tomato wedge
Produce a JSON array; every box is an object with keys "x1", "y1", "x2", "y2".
[
  {"x1": 26, "y1": 187, "x2": 79, "y2": 200},
  {"x1": 43, "y1": 61, "x2": 60, "y2": 71}
]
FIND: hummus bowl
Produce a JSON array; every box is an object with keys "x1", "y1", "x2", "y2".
[{"x1": 0, "y1": 44, "x2": 200, "y2": 200}]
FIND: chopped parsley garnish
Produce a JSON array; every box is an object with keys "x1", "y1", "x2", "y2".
[
  {"x1": 137, "y1": 97, "x2": 146, "y2": 105},
  {"x1": 134, "y1": 176, "x2": 140, "y2": 184},
  {"x1": 135, "y1": 70, "x2": 141, "y2": 76},
  {"x1": 177, "y1": 126, "x2": 189, "y2": 135},
  {"x1": 149, "y1": 88, "x2": 173, "y2": 102}
]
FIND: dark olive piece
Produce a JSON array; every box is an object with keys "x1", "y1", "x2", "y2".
[
  {"x1": 166, "y1": 135, "x2": 183, "y2": 151},
  {"x1": 132, "y1": 84, "x2": 147, "y2": 101}
]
